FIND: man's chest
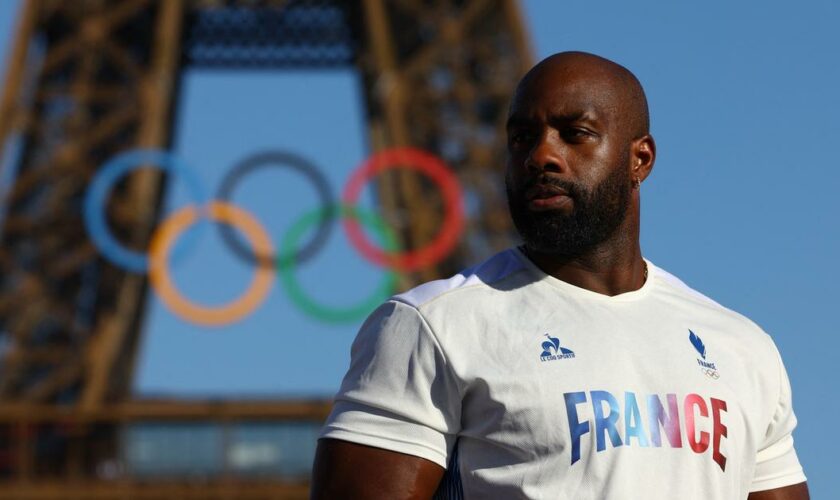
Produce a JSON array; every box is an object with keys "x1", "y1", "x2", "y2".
[{"x1": 447, "y1": 306, "x2": 767, "y2": 483}]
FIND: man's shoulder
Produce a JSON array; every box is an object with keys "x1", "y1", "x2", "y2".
[
  {"x1": 650, "y1": 261, "x2": 769, "y2": 338},
  {"x1": 650, "y1": 262, "x2": 723, "y2": 308},
  {"x1": 392, "y1": 247, "x2": 528, "y2": 310}
]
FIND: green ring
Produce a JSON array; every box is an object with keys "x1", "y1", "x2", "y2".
[{"x1": 277, "y1": 205, "x2": 398, "y2": 323}]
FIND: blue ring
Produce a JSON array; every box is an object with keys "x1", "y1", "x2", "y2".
[{"x1": 84, "y1": 149, "x2": 208, "y2": 273}]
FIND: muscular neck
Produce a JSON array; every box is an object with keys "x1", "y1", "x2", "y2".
[{"x1": 522, "y1": 210, "x2": 646, "y2": 296}]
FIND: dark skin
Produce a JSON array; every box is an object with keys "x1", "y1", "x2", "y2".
[
  {"x1": 311, "y1": 440, "x2": 443, "y2": 499},
  {"x1": 505, "y1": 51, "x2": 653, "y2": 297},
  {"x1": 311, "y1": 52, "x2": 808, "y2": 500}
]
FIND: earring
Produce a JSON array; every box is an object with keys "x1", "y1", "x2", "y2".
[{"x1": 633, "y1": 177, "x2": 641, "y2": 190}]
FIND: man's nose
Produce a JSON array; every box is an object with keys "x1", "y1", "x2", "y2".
[{"x1": 526, "y1": 134, "x2": 566, "y2": 174}]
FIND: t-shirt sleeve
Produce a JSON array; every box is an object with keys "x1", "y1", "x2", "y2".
[
  {"x1": 749, "y1": 339, "x2": 807, "y2": 492},
  {"x1": 319, "y1": 300, "x2": 461, "y2": 468}
]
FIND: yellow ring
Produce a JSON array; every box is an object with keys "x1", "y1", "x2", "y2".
[{"x1": 149, "y1": 201, "x2": 275, "y2": 326}]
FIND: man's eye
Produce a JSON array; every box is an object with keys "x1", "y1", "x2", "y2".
[
  {"x1": 510, "y1": 132, "x2": 534, "y2": 145},
  {"x1": 563, "y1": 128, "x2": 592, "y2": 141}
]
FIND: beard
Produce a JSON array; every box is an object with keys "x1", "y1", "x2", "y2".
[{"x1": 505, "y1": 162, "x2": 633, "y2": 257}]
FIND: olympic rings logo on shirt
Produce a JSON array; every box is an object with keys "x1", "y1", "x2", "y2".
[
  {"x1": 83, "y1": 148, "x2": 465, "y2": 327},
  {"x1": 701, "y1": 367, "x2": 721, "y2": 379}
]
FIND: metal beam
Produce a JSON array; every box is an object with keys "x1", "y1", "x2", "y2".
[
  {"x1": 0, "y1": 0, "x2": 37, "y2": 169},
  {"x1": 0, "y1": 0, "x2": 534, "y2": 487}
]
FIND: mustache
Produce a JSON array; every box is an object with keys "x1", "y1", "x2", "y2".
[{"x1": 522, "y1": 175, "x2": 583, "y2": 199}]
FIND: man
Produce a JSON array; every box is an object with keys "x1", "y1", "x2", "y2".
[{"x1": 311, "y1": 52, "x2": 809, "y2": 499}]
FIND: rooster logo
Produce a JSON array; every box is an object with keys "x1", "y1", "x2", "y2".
[
  {"x1": 541, "y1": 334, "x2": 574, "y2": 357},
  {"x1": 689, "y1": 329, "x2": 706, "y2": 359}
]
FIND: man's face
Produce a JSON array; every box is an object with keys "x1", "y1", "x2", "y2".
[{"x1": 505, "y1": 67, "x2": 634, "y2": 256}]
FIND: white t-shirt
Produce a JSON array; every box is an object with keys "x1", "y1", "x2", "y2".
[{"x1": 320, "y1": 248, "x2": 806, "y2": 499}]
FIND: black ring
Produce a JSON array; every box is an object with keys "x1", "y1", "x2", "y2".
[{"x1": 216, "y1": 151, "x2": 335, "y2": 269}]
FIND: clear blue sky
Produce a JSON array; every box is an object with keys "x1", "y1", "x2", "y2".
[{"x1": 1, "y1": 1, "x2": 837, "y2": 496}]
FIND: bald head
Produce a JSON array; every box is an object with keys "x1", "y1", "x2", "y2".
[
  {"x1": 504, "y1": 51, "x2": 656, "y2": 260},
  {"x1": 512, "y1": 51, "x2": 650, "y2": 140}
]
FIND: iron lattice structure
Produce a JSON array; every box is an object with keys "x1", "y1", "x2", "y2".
[{"x1": 0, "y1": 0, "x2": 532, "y2": 496}]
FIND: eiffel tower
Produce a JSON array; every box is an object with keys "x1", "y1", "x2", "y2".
[{"x1": 0, "y1": 0, "x2": 531, "y2": 497}]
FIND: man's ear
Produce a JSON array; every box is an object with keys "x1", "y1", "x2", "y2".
[{"x1": 632, "y1": 134, "x2": 656, "y2": 182}]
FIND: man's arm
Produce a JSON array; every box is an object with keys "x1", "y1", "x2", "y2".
[
  {"x1": 311, "y1": 438, "x2": 445, "y2": 500},
  {"x1": 747, "y1": 482, "x2": 809, "y2": 500}
]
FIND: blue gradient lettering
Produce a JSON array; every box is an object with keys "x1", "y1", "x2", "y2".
[
  {"x1": 591, "y1": 390, "x2": 623, "y2": 452},
  {"x1": 564, "y1": 391, "x2": 590, "y2": 465}
]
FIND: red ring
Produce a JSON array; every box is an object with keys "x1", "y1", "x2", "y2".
[{"x1": 341, "y1": 147, "x2": 464, "y2": 271}]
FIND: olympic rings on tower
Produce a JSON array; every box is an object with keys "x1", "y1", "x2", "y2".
[
  {"x1": 84, "y1": 150, "x2": 208, "y2": 273},
  {"x1": 278, "y1": 205, "x2": 399, "y2": 324},
  {"x1": 149, "y1": 202, "x2": 275, "y2": 327},
  {"x1": 342, "y1": 147, "x2": 464, "y2": 271},
  {"x1": 84, "y1": 147, "x2": 465, "y2": 326},
  {"x1": 216, "y1": 151, "x2": 335, "y2": 269}
]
